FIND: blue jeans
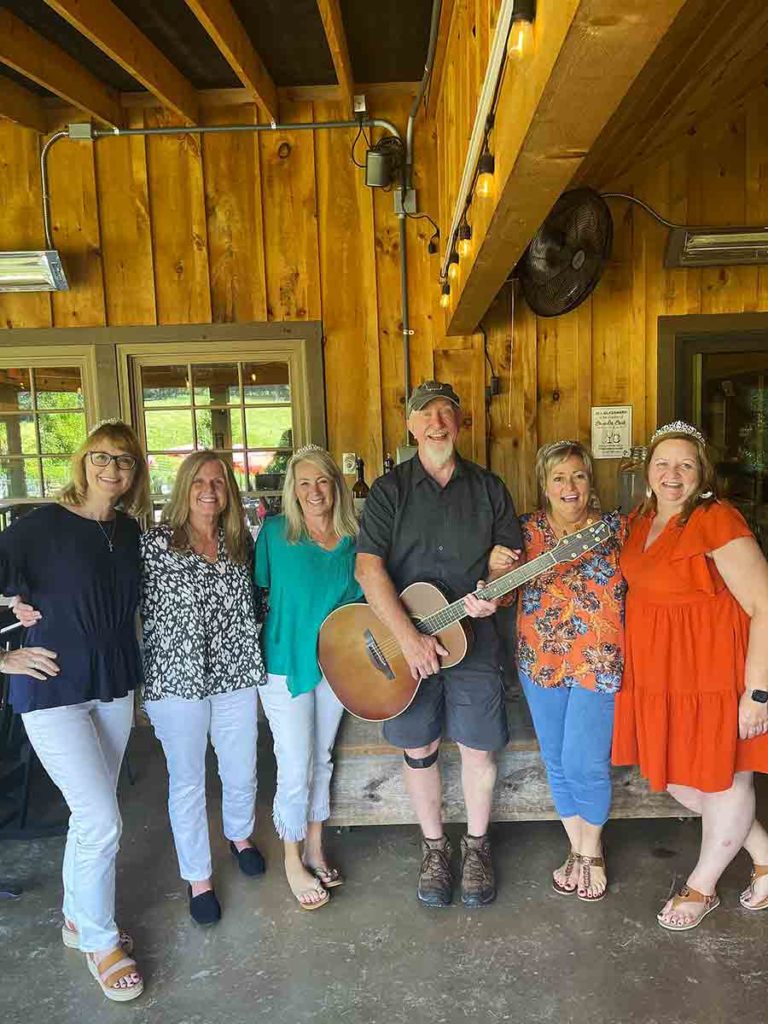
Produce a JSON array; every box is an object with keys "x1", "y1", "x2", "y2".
[{"x1": 519, "y1": 671, "x2": 615, "y2": 826}]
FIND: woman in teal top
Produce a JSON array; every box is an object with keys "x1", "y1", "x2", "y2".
[{"x1": 255, "y1": 444, "x2": 361, "y2": 910}]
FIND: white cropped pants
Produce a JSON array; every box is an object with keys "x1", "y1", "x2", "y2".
[
  {"x1": 22, "y1": 695, "x2": 133, "y2": 952},
  {"x1": 258, "y1": 674, "x2": 344, "y2": 842},
  {"x1": 145, "y1": 687, "x2": 258, "y2": 882}
]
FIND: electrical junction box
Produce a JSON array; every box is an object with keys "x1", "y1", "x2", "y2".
[{"x1": 394, "y1": 189, "x2": 417, "y2": 215}]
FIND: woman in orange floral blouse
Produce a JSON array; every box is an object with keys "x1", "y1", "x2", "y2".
[{"x1": 492, "y1": 440, "x2": 627, "y2": 901}]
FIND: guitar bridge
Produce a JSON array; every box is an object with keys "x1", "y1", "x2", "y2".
[{"x1": 364, "y1": 629, "x2": 395, "y2": 680}]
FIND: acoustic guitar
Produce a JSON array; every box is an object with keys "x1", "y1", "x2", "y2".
[{"x1": 318, "y1": 520, "x2": 611, "y2": 722}]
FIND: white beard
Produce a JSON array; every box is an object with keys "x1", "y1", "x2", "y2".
[{"x1": 424, "y1": 440, "x2": 455, "y2": 468}]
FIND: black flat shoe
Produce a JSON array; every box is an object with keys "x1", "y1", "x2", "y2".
[
  {"x1": 229, "y1": 841, "x2": 266, "y2": 877},
  {"x1": 188, "y1": 886, "x2": 221, "y2": 926}
]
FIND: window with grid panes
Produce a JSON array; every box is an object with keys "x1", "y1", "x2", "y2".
[
  {"x1": 0, "y1": 366, "x2": 88, "y2": 500},
  {"x1": 138, "y1": 360, "x2": 293, "y2": 503}
]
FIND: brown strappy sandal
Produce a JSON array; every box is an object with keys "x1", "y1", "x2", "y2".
[
  {"x1": 657, "y1": 884, "x2": 720, "y2": 931},
  {"x1": 740, "y1": 863, "x2": 768, "y2": 911},
  {"x1": 552, "y1": 849, "x2": 579, "y2": 895},
  {"x1": 87, "y1": 948, "x2": 144, "y2": 1002},
  {"x1": 577, "y1": 853, "x2": 607, "y2": 902}
]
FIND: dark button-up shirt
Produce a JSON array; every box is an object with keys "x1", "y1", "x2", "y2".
[{"x1": 357, "y1": 453, "x2": 522, "y2": 670}]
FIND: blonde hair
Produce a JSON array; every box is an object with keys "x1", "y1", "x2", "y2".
[
  {"x1": 282, "y1": 447, "x2": 358, "y2": 544},
  {"x1": 59, "y1": 420, "x2": 150, "y2": 518},
  {"x1": 161, "y1": 450, "x2": 251, "y2": 564},
  {"x1": 639, "y1": 430, "x2": 718, "y2": 525},
  {"x1": 535, "y1": 440, "x2": 599, "y2": 514}
]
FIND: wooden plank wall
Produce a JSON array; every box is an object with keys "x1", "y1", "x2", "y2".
[
  {"x1": 484, "y1": 82, "x2": 768, "y2": 513},
  {"x1": 0, "y1": 87, "x2": 484, "y2": 475}
]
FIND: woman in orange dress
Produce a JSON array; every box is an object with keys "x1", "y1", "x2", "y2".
[{"x1": 612, "y1": 421, "x2": 768, "y2": 931}]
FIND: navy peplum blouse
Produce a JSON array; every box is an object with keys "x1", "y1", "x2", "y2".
[{"x1": 0, "y1": 503, "x2": 143, "y2": 714}]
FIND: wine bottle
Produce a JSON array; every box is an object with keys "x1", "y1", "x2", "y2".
[
  {"x1": 384, "y1": 452, "x2": 394, "y2": 474},
  {"x1": 352, "y1": 457, "x2": 369, "y2": 514}
]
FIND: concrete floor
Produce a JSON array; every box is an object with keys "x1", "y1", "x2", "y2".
[{"x1": 1, "y1": 728, "x2": 767, "y2": 1024}]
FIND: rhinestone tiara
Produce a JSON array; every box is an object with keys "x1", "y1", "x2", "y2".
[
  {"x1": 650, "y1": 421, "x2": 706, "y2": 446},
  {"x1": 290, "y1": 443, "x2": 326, "y2": 461},
  {"x1": 538, "y1": 439, "x2": 582, "y2": 459}
]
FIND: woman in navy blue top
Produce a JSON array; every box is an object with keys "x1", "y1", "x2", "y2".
[{"x1": 1, "y1": 420, "x2": 149, "y2": 1003}]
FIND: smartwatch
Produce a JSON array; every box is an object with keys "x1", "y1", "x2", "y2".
[{"x1": 750, "y1": 689, "x2": 768, "y2": 704}]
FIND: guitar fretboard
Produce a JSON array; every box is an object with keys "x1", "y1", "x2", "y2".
[{"x1": 416, "y1": 549, "x2": 559, "y2": 636}]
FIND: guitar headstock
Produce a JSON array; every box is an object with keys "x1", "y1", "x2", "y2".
[{"x1": 551, "y1": 520, "x2": 611, "y2": 564}]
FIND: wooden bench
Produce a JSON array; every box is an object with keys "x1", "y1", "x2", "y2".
[{"x1": 328, "y1": 688, "x2": 686, "y2": 826}]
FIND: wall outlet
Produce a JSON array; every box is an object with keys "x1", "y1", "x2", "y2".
[{"x1": 342, "y1": 452, "x2": 357, "y2": 475}]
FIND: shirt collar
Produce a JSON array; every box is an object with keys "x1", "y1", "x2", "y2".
[{"x1": 413, "y1": 452, "x2": 465, "y2": 486}]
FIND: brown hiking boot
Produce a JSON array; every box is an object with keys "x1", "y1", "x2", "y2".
[
  {"x1": 460, "y1": 833, "x2": 496, "y2": 907},
  {"x1": 417, "y1": 835, "x2": 453, "y2": 907}
]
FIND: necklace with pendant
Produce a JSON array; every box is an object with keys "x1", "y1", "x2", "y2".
[{"x1": 96, "y1": 517, "x2": 117, "y2": 553}]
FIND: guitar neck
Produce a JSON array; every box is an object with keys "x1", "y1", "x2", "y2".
[{"x1": 417, "y1": 550, "x2": 558, "y2": 637}]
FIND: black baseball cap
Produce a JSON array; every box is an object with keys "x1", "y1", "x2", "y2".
[{"x1": 406, "y1": 380, "x2": 461, "y2": 416}]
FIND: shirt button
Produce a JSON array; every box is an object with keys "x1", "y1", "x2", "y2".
[{"x1": 438, "y1": 545, "x2": 443, "y2": 551}]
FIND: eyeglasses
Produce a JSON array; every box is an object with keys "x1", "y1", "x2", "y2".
[{"x1": 88, "y1": 451, "x2": 137, "y2": 471}]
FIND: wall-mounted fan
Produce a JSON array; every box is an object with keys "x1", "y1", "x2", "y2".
[{"x1": 517, "y1": 188, "x2": 613, "y2": 317}]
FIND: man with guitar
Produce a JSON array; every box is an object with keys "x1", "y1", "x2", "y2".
[{"x1": 355, "y1": 380, "x2": 522, "y2": 908}]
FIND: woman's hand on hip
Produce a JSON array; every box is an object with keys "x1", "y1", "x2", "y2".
[
  {"x1": 738, "y1": 690, "x2": 768, "y2": 740},
  {"x1": 9, "y1": 597, "x2": 41, "y2": 627},
  {"x1": 0, "y1": 647, "x2": 59, "y2": 680}
]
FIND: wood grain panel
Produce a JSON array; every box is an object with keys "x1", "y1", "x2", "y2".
[
  {"x1": 314, "y1": 98, "x2": 382, "y2": 474},
  {"x1": 0, "y1": 120, "x2": 52, "y2": 329},
  {"x1": 95, "y1": 108, "x2": 157, "y2": 326},
  {"x1": 260, "y1": 100, "x2": 321, "y2": 322},
  {"x1": 145, "y1": 109, "x2": 212, "y2": 325},
  {"x1": 48, "y1": 137, "x2": 106, "y2": 328},
  {"x1": 202, "y1": 104, "x2": 267, "y2": 323}
]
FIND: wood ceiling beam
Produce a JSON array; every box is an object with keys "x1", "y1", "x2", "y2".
[
  {"x1": 185, "y1": 0, "x2": 279, "y2": 122},
  {"x1": 44, "y1": 0, "x2": 199, "y2": 125},
  {"x1": 316, "y1": 0, "x2": 355, "y2": 111},
  {"x1": 0, "y1": 10, "x2": 123, "y2": 127},
  {"x1": 0, "y1": 75, "x2": 48, "y2": 133},
  {"x1": 446, "y1": 0, "x2": 689, "y2": 336}
]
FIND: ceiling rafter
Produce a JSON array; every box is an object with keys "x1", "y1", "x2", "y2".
[
  {"x1": 184, "y1": 0, "x2": 279, "y2": 122},
  {"x1": 44, "y1": 0, "x2": 199, "y2": 125},
  {"x1": 0, "y1": 9, "x2": 123, "y2": 127},
  {"x1": 316, "y1": 0, "x2": 355, "y2": 111},
  {"x1": 0, "y1": 74, "x2": 48, "y2": 134}
]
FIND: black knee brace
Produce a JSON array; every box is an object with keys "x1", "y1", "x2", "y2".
[{"x1": 404, "y1": 748, "x2": 439, "y2": 769}]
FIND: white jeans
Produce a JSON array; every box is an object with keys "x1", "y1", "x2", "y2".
[
  {"x1": 146, "y1": 687, "x2": 258, "y2": 882},
  {"x1": 258, "y1": 674, "x2": 344, "y2": 842},
  {"x1": 22, "y1": 696, "x2": 133, "y2": 952}
]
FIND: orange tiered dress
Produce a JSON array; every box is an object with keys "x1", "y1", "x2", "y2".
[{"x1": 612, "y1": 501, "x2": 768, "y2": 792}]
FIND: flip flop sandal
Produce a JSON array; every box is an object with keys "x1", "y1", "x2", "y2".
[
  {"x1": 657, "y1": 885, "x2": 720, "y2": 931},
  {"x1": 578, "y1": 854, "x2": 608, "y2": 902},
  {"x1": 87, "y1": 947, "x2": 144, "y2": 1002},
  {"x1": 296, "y1": 887, "x2": 331, "y2": 912},
  {"x1": 552, "y1": 850, "x2": 579, "y2": 895},
  {"x1": 739, "y1": 864, "x2": 768, "y2": 911},
  {"x1": 308, "y1": 865, "x2": 344, "y2": 889},
  {"x1": 62, "y1": 922, "x2": 134, "y2": 955}
]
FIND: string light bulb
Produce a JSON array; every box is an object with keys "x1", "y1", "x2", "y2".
[
  {"x1": 508, "y1": 0, "x2": 535, "y2": 61},
  {"x1": 447, "y1": 251, "x2": 460, "y2": 281},
  {"x1": 439, "y1": 283, "x2": 451, "y2": 309},
  {"x1": 475, "y1": 151, "x2": 495, "y2": 199},
  {"x1": 457, "y1": 222, "x2": 473, "y2": 258}
]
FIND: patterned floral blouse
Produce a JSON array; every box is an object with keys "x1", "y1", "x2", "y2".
[
  {"x1": 140, "y1": 525, "x2": 266, "y2": 701},
  {"x1": 516, "y1": 510, "x2": 628, "y2": 693}
]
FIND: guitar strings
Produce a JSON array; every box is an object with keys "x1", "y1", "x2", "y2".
[{"x1": 371, "y1": 527, "x2": 608, "y2": 660}]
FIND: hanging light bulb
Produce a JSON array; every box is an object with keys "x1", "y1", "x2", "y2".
[
  {"x1": 439, "y1": 282, "x2": 451, "y2": 309},
  {"x1": 447, "y1": 251, "x2": 460, "y2": 281},
  {"x1": 457, "y1": 222, "x2": 473, "y2": 258},
  {"x1": 475, "y1": 151, "x2": 495, "y2": 199},
  {"x1": 508, "y1": 0, "x2": 535, "y2": 61}
]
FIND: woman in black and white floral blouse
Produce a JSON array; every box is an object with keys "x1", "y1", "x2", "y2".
[{"x1": 141, "y1": 451, "x2": 266, "y2": 926}]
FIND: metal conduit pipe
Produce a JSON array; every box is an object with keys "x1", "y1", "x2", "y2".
[{"x1": 405, "y1": 0, "x2": 442, "y2": 190}]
